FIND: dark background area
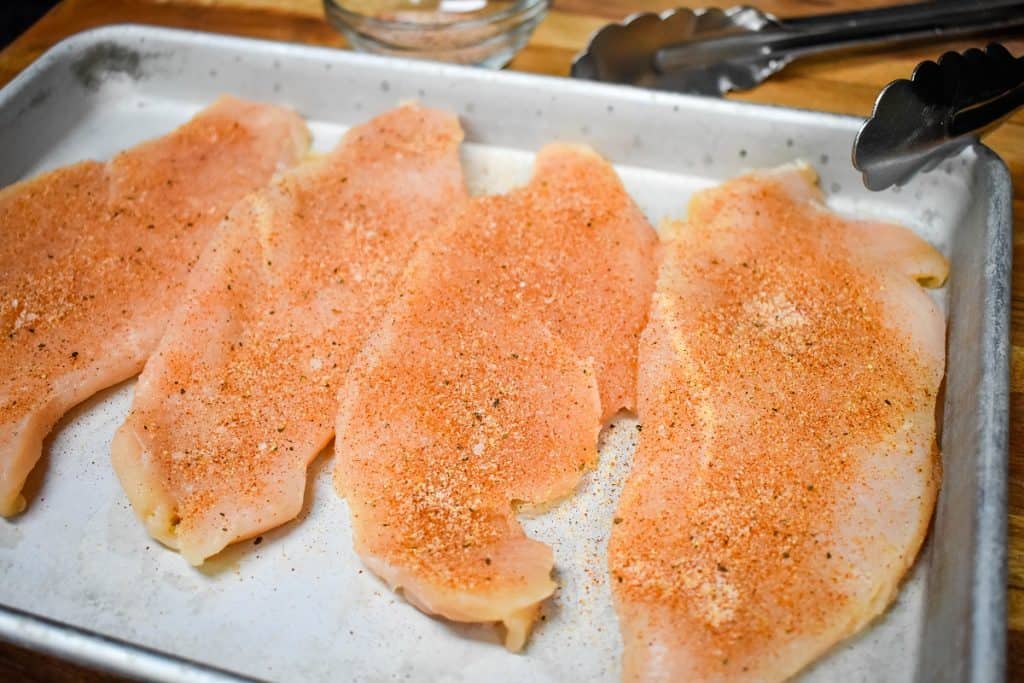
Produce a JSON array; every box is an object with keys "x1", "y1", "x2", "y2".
[{"x1": 2, "y1": 0, "x2": 61, "y2": 49}]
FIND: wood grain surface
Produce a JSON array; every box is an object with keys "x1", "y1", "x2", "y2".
[{"x1": 0, "y1": 0, "x2": 1021, "y2": 680}]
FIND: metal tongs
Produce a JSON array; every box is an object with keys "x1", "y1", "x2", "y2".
[
  {"x1": 854, "y1": 43, "x2": 1024, "y2": 190},
  {"x1": 572, "y1": 2, "x2": 1024, "y2": 190},
  {"x1": 571, "y1": 0, "x2": 1024, "y2": 96}
]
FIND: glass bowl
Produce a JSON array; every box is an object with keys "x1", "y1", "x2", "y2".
[{"x1": 323, "y1": 0, "x2": 549, "y2": 68}]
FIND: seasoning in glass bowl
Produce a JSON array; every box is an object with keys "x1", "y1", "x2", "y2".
[{"x1": 323, "y1": 0, "x2": 549, "y2": 67}]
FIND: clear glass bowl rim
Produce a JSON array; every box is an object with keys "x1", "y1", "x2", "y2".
[{"x1": 323, "y1": 0, "x2": 549, "y2": 32}]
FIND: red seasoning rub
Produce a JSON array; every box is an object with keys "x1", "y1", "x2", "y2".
[
  {"x1": 335, "y1": 144, "x2": 659, "y2": 650},
  {"x1": 610, "y1": 164, "x2": 948, "y2": 682},
  {"x1": 111, "y1": 104, "x2": 467, "y2": 564},
  {"x1": 0, "y1": 97, "x2": 309, "y2": 517}
]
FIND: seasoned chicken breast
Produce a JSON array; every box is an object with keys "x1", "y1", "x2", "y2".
[
  {"x1": 610, "y1": 164, "x2": 948, "y2": 682},
  {"x1": 0, "y1": 97, "x2": 308, "y2": 517},
  {"x1": 335, "y1": 144, "x2": 659, "y2": 650},
  {"x1": 111, "y1": 104, "x2": 466, "y2": 565}
]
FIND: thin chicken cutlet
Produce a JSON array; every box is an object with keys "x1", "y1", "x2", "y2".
[
  {"x1": 335, "y1": 144, "x2": 659, "y2": 650},
  {"x1": 112, "y1": 104, "x2": 467, "y2": 565},
  {"x1": 0, "y1": 97, "x2": 308, "y2": 517},
  {"x1": 610, "y1": 164, "x2": 947, "y2": 682}
]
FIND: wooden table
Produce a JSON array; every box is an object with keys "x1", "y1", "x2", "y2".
[{"x1": 0, "y1": 0, "x2": 1021, "y2": 680}]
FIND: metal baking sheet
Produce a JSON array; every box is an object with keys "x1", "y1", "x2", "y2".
[{"x1": 0, "y1": 25, "x2": 1009, "y2": 683}]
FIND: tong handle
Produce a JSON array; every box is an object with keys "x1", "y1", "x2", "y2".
[
  {"x1": 781, "y1": 0, "x2": 1023, "y2": 34},
  {"x1": 951, "y1": 72, "x2": 1024, "y2": 136},
  {"x1": 654, "y1": 0, "x2": 1024, "y2": 73}
]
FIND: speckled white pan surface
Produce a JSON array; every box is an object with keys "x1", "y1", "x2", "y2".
[{"x1": 0, "y1": 25, "x2": 1005, "y2": 683}]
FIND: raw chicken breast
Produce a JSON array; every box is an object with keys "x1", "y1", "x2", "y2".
[
  {"x1": 610, "y1": 164, "x2": 948, "y2": 682},
  {"x1": 111, "y1": 104, "x2": 466, "y2": 565},
  {"x1": 0, "y1": 97, "x2": 308, "y2": 517},
  {"x1": 335, "y1": 144, "x2": 659, "y2": 650}
]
